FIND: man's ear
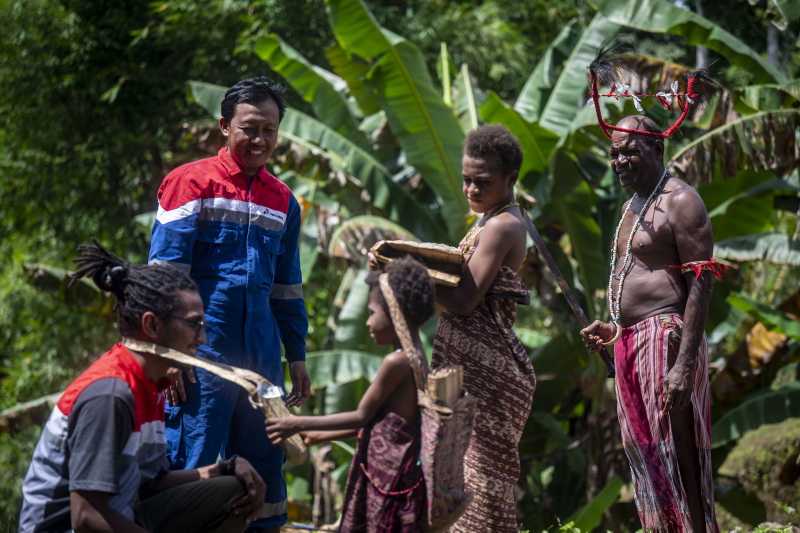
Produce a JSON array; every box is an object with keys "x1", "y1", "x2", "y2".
[
  {"x1": 219, "y1": 117, "x2": 230, "y2": 138},
  {"x1": 140, "y1": 311, "x2": 163, "y2": 341}
]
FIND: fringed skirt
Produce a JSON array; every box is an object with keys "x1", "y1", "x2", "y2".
[{"x1": 339, "y1": 412, "x2": 425, "y2": 532}]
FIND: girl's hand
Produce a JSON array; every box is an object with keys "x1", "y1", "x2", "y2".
[{"x1": 265, "y1": 416, "x2": 300, "y2": 445}]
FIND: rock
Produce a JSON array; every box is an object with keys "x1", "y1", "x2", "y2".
[{"x1": 719, "y1": 418, "x2": 800, "y2": 525}]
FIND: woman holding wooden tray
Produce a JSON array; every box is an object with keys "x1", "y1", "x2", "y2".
[{"x1": 432, "y1": 125, "x2": 536, "y2": 532}]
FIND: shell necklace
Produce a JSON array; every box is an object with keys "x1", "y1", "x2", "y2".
[{"x1": 607, "y1": 169, "x2": 669, "y2": 326}]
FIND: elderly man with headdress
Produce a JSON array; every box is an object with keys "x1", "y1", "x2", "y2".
[{"x1": 580, "y1": 57, "x2": 721, "y2": 532}]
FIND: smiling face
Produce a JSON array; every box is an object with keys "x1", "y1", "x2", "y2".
[
  {"x1": 366, "y1": 288, "x2": 395, "y2": 346},
  {"x1": 461, "y1": 154, "x2": 514, "y2": 214},
  {"x1": 609, "y1": 117, "x2": 664, "y2": 193},
  {"x1": 220, "y1": 99, "x2": 280, "y2": 176}
]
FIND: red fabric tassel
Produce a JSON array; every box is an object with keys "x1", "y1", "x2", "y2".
[{"x1": 670, "y1": 259, "x2": 732, "y2": 280}]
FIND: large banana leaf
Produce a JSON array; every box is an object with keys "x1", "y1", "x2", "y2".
[
  {"x1": 326, "y1": 0, "x2": 468, "y2": 242},
  {"x1": 280, "y1": 108, "x2": 445, "y2": 240},
  {"x1": 715, "y1": 232, "x2": 800, "y2": 266},
  {"x1": 669, "y1": 109, "x2": 800, "y2": 184},
  {"x1": 304, "y1": 349, "x2": 383, "y2": 390},
  {"x1": 325, "y1": 43, "x2": 381, "y2": 116},
  {"x1": 514, "y1": 20, "x2": 581, "y2": 123},
  {"x1": 728, "y1": 292, "x2": 800, "y2": 339},
  {"x1": 711, "y1": 382, "x2": 800, "y2": 448},
  {"x1": 254, "y1": 34, "x2": 368, "y2": 148},
  {"x1": 328, "y1": 215, "x2": 417, "y2": 263},
  {"x1": 736, "y1": 80, "x2": 800, "y2": 114},
  {"x1": 188, "y1": 81, "x2": 443, "y2": 240},
  {"x1": 537, "y1": 14, "x2": 621, "y2": 137},
  {"x1": 598, "y1": 0, "x2": 785, "y2": 84},
  {"x1": 452, "y1": 64, "x2": 480, "y2": 133},
  {"x1": 698, "y1": 172, "x2": 791, "y2": 241},
  {"x1": 479, "y1": 92, "x2": 559, "y2": 188}
]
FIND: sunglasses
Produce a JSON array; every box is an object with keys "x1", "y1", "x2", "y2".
[{"x1": 169, "y1": 315, "x2": 205, "y2": 334}]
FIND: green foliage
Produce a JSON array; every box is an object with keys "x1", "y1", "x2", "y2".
[
  {"x1": 327, "y1": 0, "x2": 469, "y2": 241},
  {"x1": 711, "y1": 382, "x2": 800, "y2": 448},
  {"x1": 598, "y1": 0, "x2": 786, "y2": 84},
  {"x1": 254, "y1": 33, "x2": 368, "y2": 147},
  {"x1": 567, "y1": 476, "x2": 624, "y2": 532},
  {"x1": 4, "y1": 0, "x2": 800, "y2": 530}
]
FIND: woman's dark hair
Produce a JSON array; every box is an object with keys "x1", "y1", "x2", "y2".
[
  {"x1": 366, "y1": 256, "x2": 435, "y2": 329},
  {"x1": 69, "y1": 241, "x2": 198, "y2": 337},
  {"x1": 221, "y1": 76, "x2": 287, "y2": 122},
  {"x1": 464, "y1": 124, "x2": 523, "y2": 178}
]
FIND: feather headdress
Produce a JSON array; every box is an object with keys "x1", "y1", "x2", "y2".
[{"x1": 587, "y1": 43, "x2": 718, "y2": 139}]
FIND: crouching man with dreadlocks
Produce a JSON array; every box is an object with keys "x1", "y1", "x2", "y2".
[
  {"x1": 581, "y1": 116, "x2": 720, "y2": 532},
  {"x1": 18, "y1": 243, "x2": 265, "y2": 533}
]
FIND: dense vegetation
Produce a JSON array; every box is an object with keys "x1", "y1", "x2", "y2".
[{"x1": 2, "y1": 0, "x2": 800, "y2": 530}]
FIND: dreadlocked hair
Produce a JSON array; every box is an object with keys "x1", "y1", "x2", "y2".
[
  {"x1": 366, "y1": 256, "x2": 435, "y2": 329},
  {"x1": 69, "y1": 241, "x2": 198, "y2": 337}
]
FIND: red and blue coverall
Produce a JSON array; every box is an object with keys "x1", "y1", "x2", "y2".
[{"x1": 148, "y1": 147, "x2": 307, "y2": 528}]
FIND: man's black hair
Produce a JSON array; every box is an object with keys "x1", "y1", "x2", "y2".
[
  {"x1": 365, "y1": 256, "x2": 435, "y2": 330},
  {"x1": 69, "y1": 241, "x2": 198, "y2": 337},
  {"x1": 220, "y1": 76, "x2": 287, "y2": 122},
  {"x1": 464, "y1": 124, "x2": 523, "y2": 178}
]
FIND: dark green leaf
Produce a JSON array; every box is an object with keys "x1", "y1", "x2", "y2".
[
  {"x1": 567, "y1": 476, "x2": 624, "y2": 531},
  {"x1": 711, "y1": 382, "x2": 800, "y2": 447}
]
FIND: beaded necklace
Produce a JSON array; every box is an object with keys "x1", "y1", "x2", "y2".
[{"x1": 607, "y1": 169, "x2": 669, "y2": 325}]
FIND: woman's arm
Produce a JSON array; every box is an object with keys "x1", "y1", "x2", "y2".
[
  {"x1": 266, "y1": 351, "x2": 410, "y2": 442},
  {"x1": 437, "y1": 215, "x2": 521, "y2": 315}
]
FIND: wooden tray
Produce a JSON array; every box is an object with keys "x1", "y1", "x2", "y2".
[{"x1": 370, "y1": 240, "x2": 464, "y2": 287}]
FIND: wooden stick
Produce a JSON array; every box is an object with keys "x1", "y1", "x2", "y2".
[{"x1": 522, "y1": 216, "x2": 616, "y2": 378}]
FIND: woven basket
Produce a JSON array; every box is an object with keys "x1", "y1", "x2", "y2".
[{"x1": 418, "y1": 392, "x2": 476, "y2": 531}]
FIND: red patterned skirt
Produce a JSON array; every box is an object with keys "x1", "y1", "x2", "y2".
[
  {"x1": 615, "y1": 314, "x2": 718, "y2": 532},
  {"x1": 339, "y1": 412, "x2": 425, "y2": 532}
]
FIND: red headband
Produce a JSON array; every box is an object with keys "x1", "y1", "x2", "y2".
[{"x1": 588, "y1": 69, "x2": 703, "y2": 139}]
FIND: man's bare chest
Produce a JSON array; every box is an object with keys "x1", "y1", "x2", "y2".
[{"x1": 615, "y1": 197, "x2": 677, "y2": 264}]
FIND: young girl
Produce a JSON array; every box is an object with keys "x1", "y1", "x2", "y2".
[{"x1": 265, "y1": 257, "x2": 434, "y2": 532}]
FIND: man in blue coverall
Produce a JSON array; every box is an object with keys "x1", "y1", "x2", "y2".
[{"x1": 148, "y1": 77, "x2": 310, "y2": 531}]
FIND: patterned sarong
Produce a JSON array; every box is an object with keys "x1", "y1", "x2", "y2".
[
  {"x1": 339, "y1": 411, "x2": 425, "y2": 532},
  {"x1": 432, "y1": 224, "x2": 536, "y2": 532},
  {"x1": 615, "y1": 314, "x2": 718, "y2": 532}
]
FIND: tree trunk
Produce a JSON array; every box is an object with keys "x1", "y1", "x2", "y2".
[
  {"x1": 695, "y1": 0, "x2": 708, "y2": 69},
  {"x1": 767, "y1": 24, "x2": 780, "y2": 67}
]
